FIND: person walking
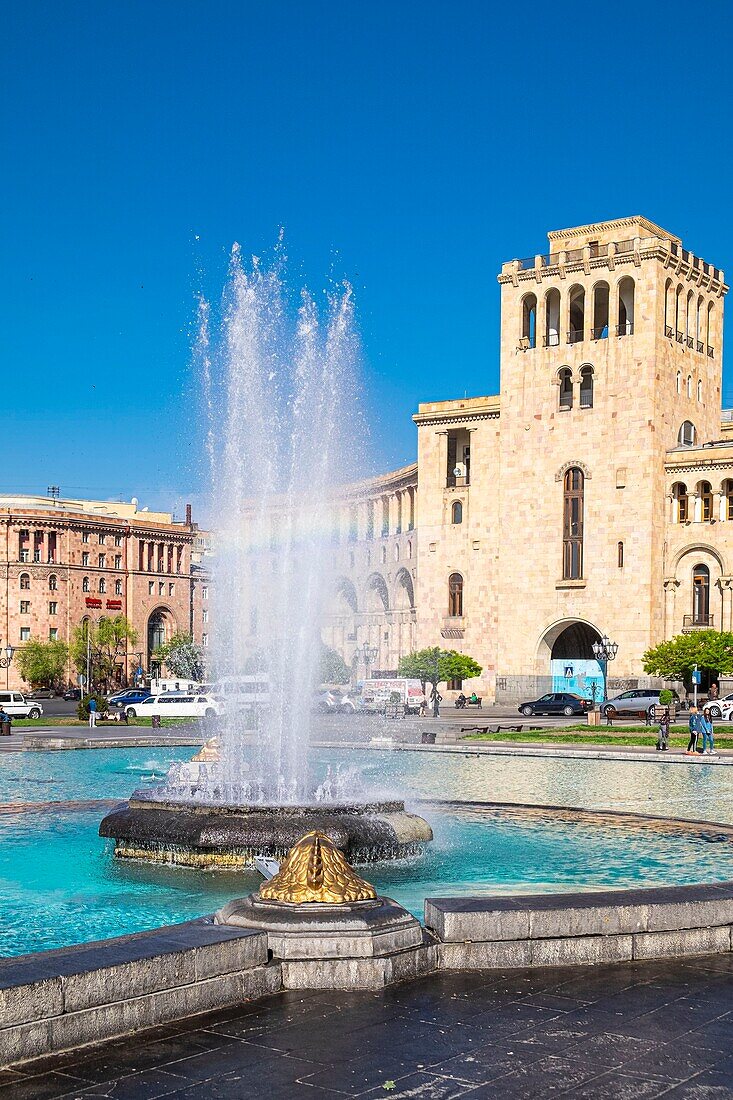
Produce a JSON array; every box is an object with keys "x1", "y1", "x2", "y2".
[
  {"x1": 700, "y1": 706, "x2": 717, "y2": 756},
  {"x1": 686, "y1": 706, "x2": 700, "y2": 756},
  {"x1": 88, "y1": 696, "x2": 97, "y2": 729},
  {"x1": 430, "y1": 685, "x2": 442, "y2": 718},
  {"x1": 657, "y1": 706, "x2": 670, "y2": 752}
]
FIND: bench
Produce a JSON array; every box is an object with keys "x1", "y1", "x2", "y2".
[
  {"x1": 460, "y1": 724, "x2": 541, "y2": 735},
  {"x1": 605, "y1": 707, "x2": 652, "y2": 726},
  {"x1": 466, "y1": 698, "x2": 482, "y2": 708}
]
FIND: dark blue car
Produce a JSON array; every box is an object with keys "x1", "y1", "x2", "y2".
[{"x1": 108, "y1": 689, "x2": 152, "y2": 709}]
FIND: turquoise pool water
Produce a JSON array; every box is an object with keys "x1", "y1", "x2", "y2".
[{"x1": 1, "y1": 745, "x2": 732, "y2": 957}]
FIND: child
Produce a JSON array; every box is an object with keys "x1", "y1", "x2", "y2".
[{"x1": 686, "y1": 706, "x2": 700, "y2": 756}]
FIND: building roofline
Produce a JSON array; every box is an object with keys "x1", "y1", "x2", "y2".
[{"x1": 547, "y1": 216, "x2": 681, "y2": 244}]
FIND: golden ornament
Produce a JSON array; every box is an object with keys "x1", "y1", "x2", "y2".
[
  {"x1": 259, "y1": 831, "x2": 377, "y2": 904},
  {"x1": 191, "y1": 737, "x2": 221, "y2": 762}
]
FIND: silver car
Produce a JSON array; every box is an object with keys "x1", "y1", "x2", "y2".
[{"x1": 601, "y1": 689, "x2": 680, "y2": 718}]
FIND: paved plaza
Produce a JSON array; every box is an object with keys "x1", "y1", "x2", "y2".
[{"x1": 5, "y1": 954, "x2": 733, "y2": 1098}]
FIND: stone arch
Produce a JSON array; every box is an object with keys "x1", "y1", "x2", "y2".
[
  {"x1": 536, "y1": 617, "x2": 603, "y2": 667},
  {"x1": 555, "y1": 460, "x2": 592, "y2": 483},
  {"x1": 364, "y1": 573, "x2": 389, "y2": 613},
  {"x1": 672, "y1": 543, "x2": 725, "y2": 574},
  {"x1": 331, "y1": 577, "x2": 358, "y2": 615},
  {"x1": 147, "y1": 606, "x2": 177, "y2": 668},
  {"x1": 393, "y1": 568, "x2": 415, "y2": 610}
]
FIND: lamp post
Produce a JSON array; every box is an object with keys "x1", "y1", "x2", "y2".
[
  {"x1": 0, "y1": 644, "x2": 15, "y2": 690},
  {"x1": 362, "y1": 641, "x2": 378, "y2": 682},
  {"x1": 592, "y1": 635, "x2": 618, "y2": 704}
]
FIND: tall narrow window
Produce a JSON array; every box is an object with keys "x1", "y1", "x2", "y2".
[
  {"x1": 545, "y1": 288, "x2": 560, "y2": 347},
  {"x1": 692, "y1": 565, "x2": 710, "y2": 625},
  {"x1": 568, "y1": 285, "x2": 585, "y2": 343},
  {"x1": 82, "y1": 576, "x2": 90, "y2": 593},
  {"x1": 617, "y1": 541, "x2": 624, "y2": 568},
  {"x1": 562, "y1": 467, "x2": 584, "y2": 579},
  {"x1": 699, "y1": 480, "x2": 714, "y2": 521},
  {"x1": 686, "y1": 290, "x2": 695, "y2": 347},
  {"x1": 678, "y1": 421, "x2": 696, "y2": 446},
  {"x1": 592, "y1": 282, "x2": 609, "y2": 339},
  {"x1": 617, "y1": 277, "x2": 635, "y2": 336},
  {"x1": 451, "y1": 501, "x2": 463, "y2": 524},
  {"x1": 448, "y1": 573, "x2": 464, "y2": 617},
  {"x1": 724, "y1": 480, "x2": 733, "y2": 521},
  {"x1": 19, "y1": 573, "x2": 30, "y2": 590},
  {"x1": 579, "y1": 365, "x2": 594, "y2": 409},
  {"x1": 664, "y1": 278, "x2": 674, "y2": 337},
  {"x1": 707, "y1": 301, "x2": 715, "y2": 356},
  {"x1": 696, "y1": 295, "x2": 704, "y2": 351},
  {"x1": 697, "y1": 379, "x2": 702, "y2": 402},
  {"x1": 48, "y1": 574, "x2": 57, "y2": 591},
  {"x1": 675, "y1": 284, "x2": 684, "y2": 340},
  {"x1": 521, "y1": 293, "x2": 537, "y2": 349},
  {"x1": 673, "y1": 483, "x2": 688, "y2": 523},
  {"x1": 558, "y1": 367, "x2": 573, "y2": 410},
  {"x1": 676, "y1": 370, "x2": 681, "y2": 394}
]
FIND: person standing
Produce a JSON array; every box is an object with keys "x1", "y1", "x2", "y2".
[
  {"x1": 686, "y1": 706, "x2": 700, "y2": 756},
  {"x1": 88, "y1": 696, "x2": 97, "y2": 729},
  {"x1": 657, "y1": 706, "x2": 670, "y2": 751},
  {"x1": 430, "y1": 685, "x2": 442, "y2": 718},
  {"x1": 700, "y1": 707, "x2": 717, "y2": 756}
]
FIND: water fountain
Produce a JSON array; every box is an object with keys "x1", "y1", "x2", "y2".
[{"x1": 100, "y1": 245, "x2": 432, "y2": 866}]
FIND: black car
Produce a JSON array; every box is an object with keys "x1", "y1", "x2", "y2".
[
  {"x1": 518, "y1": 692, "x2": 591, "y2": 717},
  {"x1": 63, "y1": 687, "x2": 82, "y2": 701}
]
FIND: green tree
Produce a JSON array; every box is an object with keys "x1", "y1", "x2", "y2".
[
  {"x1": 70, "y1": 616, "x2": 139, "y2": 691},
  {"x1": 15, "y1": 639, "x2": 69, "y2": 688},
  {"x1": 153, "y1": 632, "x2": 205, "y2": 680},
  {"x1": 642, "y1": 630, "x2": 733, "y2": 686},
  {"x1": 397, "y1": 647, "x2": 483, "y2": 711},
  {"x1": 319, "y1": 644, "x2": 350, "y2": 685}
]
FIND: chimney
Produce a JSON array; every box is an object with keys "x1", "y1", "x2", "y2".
[{"x1": 185, "y1": 503, "x2": 192, "y2": 527}]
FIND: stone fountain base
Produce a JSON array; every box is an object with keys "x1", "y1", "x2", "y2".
[{"x1": 98, "y1": 797, "x2": 433, "y2": 868}]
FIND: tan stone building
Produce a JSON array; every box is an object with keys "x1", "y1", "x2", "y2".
[
  {"x1": 0, "y1": 495, "x2": 209, "y2": 690},
  {"x1": 327, "y1": 216, "x2": 732, "y2": 703}
]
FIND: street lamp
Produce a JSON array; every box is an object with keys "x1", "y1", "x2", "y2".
[
  {"x1": 0, "y1": 644, "x2": 15, "y2": 690},
  {"x1": 591, "y1": 635, "x2": 618, "y2": 704},
  {"x1": 362, "y1": 641, "x2": 378, "y2": 681}
]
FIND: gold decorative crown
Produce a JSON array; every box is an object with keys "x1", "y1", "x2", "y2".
[
  {"x1": 259, "y1": 831, "x2": 378, "y2": 904},
  {"x1": 191, "y1": 737, "x2": 221, "y2": 762}
]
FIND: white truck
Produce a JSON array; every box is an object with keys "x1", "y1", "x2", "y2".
[{"x1": 359, "y1": 678, "x2": 426, "y2": 715}]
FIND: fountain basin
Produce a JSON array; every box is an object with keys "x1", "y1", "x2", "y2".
[{"x1": 98, "y1": 797, "x2": 433, "y2": 868}]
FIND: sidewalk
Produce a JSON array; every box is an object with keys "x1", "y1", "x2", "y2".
[{"x1": 0, "y1": 725, "x2": 205, "y2": 752}]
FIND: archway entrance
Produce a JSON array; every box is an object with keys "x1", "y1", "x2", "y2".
[
  {"x1": 147, "y1": 607, "x2": 175, "y2": 676},
  {"x1": 538, "y1": 619, "x2": 604, "y2": 700}
]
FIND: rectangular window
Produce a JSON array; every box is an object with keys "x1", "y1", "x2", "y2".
[
  {"x1": 158, "y1": 581, "x2": 164, "y2": 596},
  {"x1": 114, "y1": 535, "x2": 122, "y2": 547},
  {"x1": 82, "y1": 552, "x2": 89, "y2": 566},
  {"x1": 99, "y1": 533, "x2": 106, "y2": 545},
  {"x1": 202, "y1": 609, "x2": 208, "y2": 624},
  {"x1": 202, "y1": 586, "x2": 208, "y2": 600},
  {"x1": 115, "y1": 580, "x2": 122, "y2": 596},
  {"x1": 19, "y1": 627, "x2": 30, "y2": 642},
  {"x1": 49, "y1": 601, "x2": 57, "y2": 615},
  {"x1": 202, "y1": 633, "x2": 208, "y2": 647},
  {"x1": 20, "y1": 601, "x2": 30, "y2": 614},
  {"x1": 49, "y1": 628, "x2": 58, "y2": 641},
  {"x1": 82, "y1": 531, "x2": 89, "y2": 543},
  {"x1": 114, "y1": 555, "x2": 122, "y2": 569},
  {"x1": 617, "y1": 542, "x2": 624, "y2": 568},
  {"x1": 168, "y1": 582, "x2": 174, "y2": 596},
  {"x1": 98, "y1": 554, "x2": 106, "y2": 568},
  {"x1": 148, "y1": 581, "x2": 154, "y2": 595},
  {"x1": 447, "y1": 678, "x2": 463, "y2": 690}
]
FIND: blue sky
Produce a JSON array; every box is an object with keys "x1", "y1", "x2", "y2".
[{"x1": 2, "y1": 0, "x2": 731, "y2": 518}]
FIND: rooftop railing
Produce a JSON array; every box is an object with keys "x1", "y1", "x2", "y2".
[{"x1": 511, "y1": 238, "x2": 722, "y2": 281}]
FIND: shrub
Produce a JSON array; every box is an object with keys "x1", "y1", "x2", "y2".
[
  {"x1": 658, "y1": 689, "x2": 673, "y2": 706},
  {"x1": 77, "y1": 693, "x2": 109, "y2": 721}
]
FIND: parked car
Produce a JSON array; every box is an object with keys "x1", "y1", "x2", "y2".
[
  {"x1": 63, "y1": 688, "x2": 82, "y2": 701},
  {"x1": 0, "y1": 692, "x2": 43, "y2": 719},
  {"x1": 600, "y1": 689, "x2": 681, "y2": 719},
  {"x1": 108, "y1": 689, "x2": 152, "y2": 709},
  {"x1": 703, "y1": 693, "x2": 733, "y2": 720},
  {"x1": 518, "y1": 692, "x2": 591, "y2": 717},
  {"x1": 28, "y1": 688, "x2": 56, "y2": 699},
  {"x1": 125, "y1": 692, "x2": 224, "y2": 719}
]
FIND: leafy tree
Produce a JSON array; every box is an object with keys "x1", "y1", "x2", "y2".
[
  {"x1": 153, "y1": 632, "x2": 205, "y2": 681},
  {"x1": 15, "y1": 639, "x2": 69, "y2": 688},
  {"x1": 77, "y1": 692, "x2": 109, "y2": 720},
  {"x1": 642, "y1": 631, "x2": 733, "y2": 686},
  {"x1": 70, "y1": 616, "x2": 138, "y2": 691},
  {"x1": 397, "y1": 647, "x2": 483, "y2": 700},
  {"x1": 320, "y1": 644, "x2": 350, "y2": 685}
]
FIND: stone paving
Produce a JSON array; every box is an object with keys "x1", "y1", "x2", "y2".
[{"x1": 5, "y1": 954, "x2": 733, "y2": 1098}]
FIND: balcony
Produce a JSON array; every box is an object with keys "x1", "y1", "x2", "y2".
[
  {"x1": 682, "y1": 614, "x2": 714, "y2": 632},
  {"x1": 567, "y1": 329, "x2": 584, "y2": 345},
  {"x1": 616, "y1": 322, "x2": 634, "y2": 337},
  {"x1": 686, "y1": 336, "x2": 694, "y2": 349},
  {"x1": 676, "y1": 331, "x2": 684, "y2": 343},
  {"x1": 697, "y1": 340, "x2": 704, "y2": 353},
  {"x1": 665, "y1": 325, "x2": 674, "y2": 338},
  {"x1": 543, "y1": 333, "x2": 560, "y2": 347},
  {"x1": 708, "y1": 346, "x2": 715, "y2": 359},
  {"x1": 591, "y1": 326, "x2": 608, "y2": 341}
]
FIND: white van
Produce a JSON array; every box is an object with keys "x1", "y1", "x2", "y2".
[
  {"x1": 214, "y1": 676, "x2": 271, "y2": 710},
  {"x1": 149, "y1": 678, "x2": 201, "y2": 696},
  {"x1": 359, "y1": 679, "x2": 426, "y2": 715}
]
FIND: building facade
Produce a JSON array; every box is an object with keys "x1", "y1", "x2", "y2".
[
  {"x1": 326, "y1": 217, "x2": 731, "y2": 702},
  {"x1": 0, "y1": 496, "x2": 209, "y2": 690}
]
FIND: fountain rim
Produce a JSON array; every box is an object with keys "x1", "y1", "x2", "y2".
[{"x1": 127, "y1": 795, "x2": 408, "y2": 816}]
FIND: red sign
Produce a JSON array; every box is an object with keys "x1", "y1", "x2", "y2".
[
  {"x1": 106, "y1": 599, "x2": 123, "y2": 609},
  {"x1": 85, "y1": 597, "x2": 102, "y2": 608}
]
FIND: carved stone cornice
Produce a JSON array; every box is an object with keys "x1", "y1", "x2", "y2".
[{"x1": 555, "y1": 460, "x2": 592, "y2": 482}]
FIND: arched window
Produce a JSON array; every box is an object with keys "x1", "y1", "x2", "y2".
[
  {"x1": 617, "y1": 541, "x2": 624, "y2": 568},
  {"x1": 664, "y1": 278, "x2": 674, "y2": 337},
  {"x1": 19, "y1": 573, "x2": 30, "y2": 590},
  {"x1": 672, "y1": 482, "x2": 688, "y2": 523},
  {"x1": 558, "y1": 367, "x2": 573, "y2": 410},
  {"x1": 678, "y1": 421, "x2": 696, "y2": 446},
  {"x1": 676, "y1": 370, "x2": 681, "y2": 395},
  {"x1": 381, "y1": 545, "x2": 387, "y2": 564},
  {"x1": 394, "y1": 543, "x2": 400, "y2": 562},
  {"x1": 82, "y1": 576, "x2": 90, "y2": 593},
  {"x1": 592, "y1": 282, "x2": 609, "y2": 340},
  {"x1": 686, "y1": 375, "x2": 692, "y2": 399},
  {"x1": 692, "y1": 564, "x2": 710, "y2": 625},
  {"x1": 544, "y1": 288, "x2": 560, "y2": 347},
  {"x1": 686, "y1": 290, "x2": 695, "y2": 347},
  {"x1": 448, "y1": 573, "x2": 464, "y2": 617},
  {"x1": 707, "y1": 301, "x2": 715, "y2": 356},
  {"x1": 696, "y1": 295, "x2": 704, "y2": 351},
  {"x1": 724, "y1": 480, "x2": 733, "y2": 521},
  {"x1": 99, "y1": 578, "x2": 106, "y2": 594},
  {"x1": 675, "y1": 284, "x2": 684, "y2": 341},
  {"x1": 451, "y1": 501, "x2": 463, "y2": 524},
  {"x1": 617, "y1": 277, "x2": 635, "y2": 336},
  {"x1": 698, "y1": 480, "x2": 714, "y2": 521},
  {"x1": 579, "y1": 365, "x2": 594, "y2": 409},
  {"x1": 568, "y1": 285, "x2": 585, "y2": 343},
  {"x1": 562, "y1": 467, "x2": 584, "y2": 579},
  {"x1": 48, "y1": 574, "x2": 57, "y2": 591},
  {"x1": 697, "y1": 379, "x2": 703, "y2": 402},
  {"x1": 521, "y1": 293, "x2": 537, "y2": 349}
]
